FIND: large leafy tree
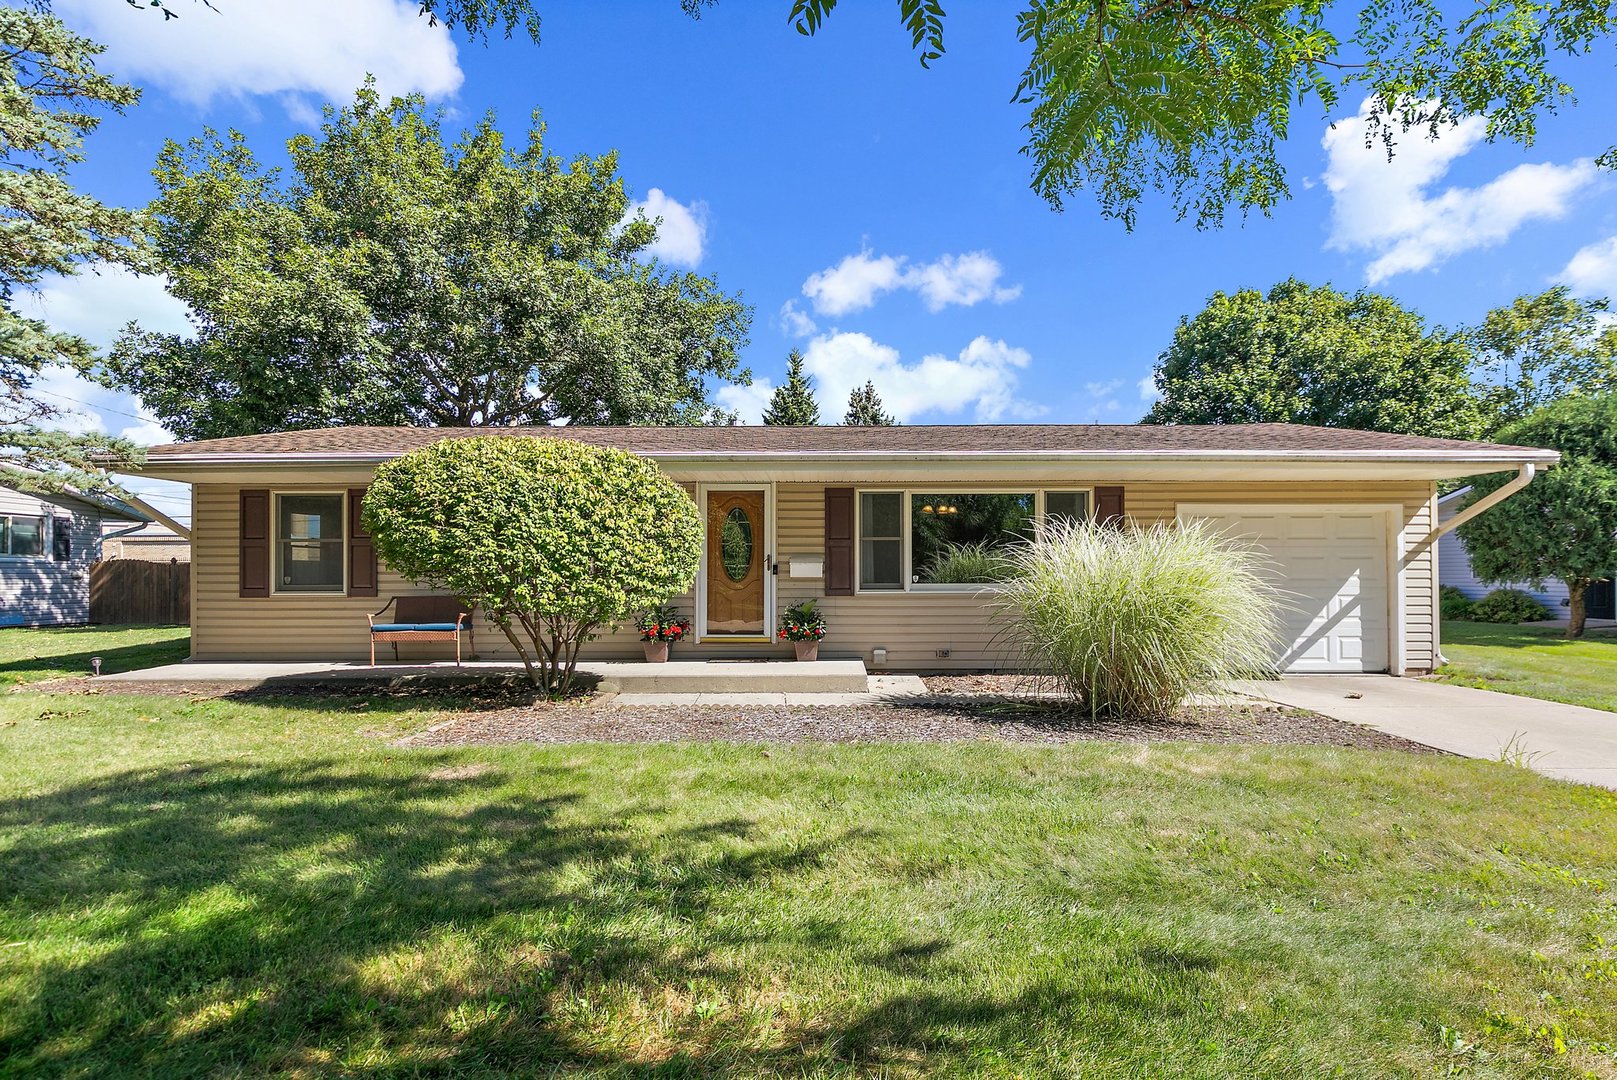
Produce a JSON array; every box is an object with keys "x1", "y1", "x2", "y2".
[
  {"x1": 762, "y1": 349, "x2": 820, "y2": 425},
  {"x1": 843, "y1": 380, "x2": 897, "y2": 426},
  {"x1": 1142, "y1": 279, "x2": 1490, "y2": 439},
  {"x1": 110, "y1": 84, "x2": 751, "y2": 439},
  {"x1": 1456, "y1": 394, "x2": 1617, "y2": 639},
  {"x1": 364, "y1": 436, "x2": 702, "y2": 693},
  {"x1": 0, "y1": 8, "x2": 144, "y2": 493},
  {"x1": 786, "y1": 1, "x2": 1617, "y2": 228},
  {"x1": 1467, "y1": 287, "x2": 1617, "y2": 431}
]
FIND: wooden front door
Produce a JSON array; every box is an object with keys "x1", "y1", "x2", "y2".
[{"x1": 705, "y1": 489, "x2": 766, "y2": 637}]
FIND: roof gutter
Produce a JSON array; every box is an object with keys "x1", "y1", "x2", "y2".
[
  {"x1": 122, "y1": 493, "x2": 191, "y2": 540},
  {"x1": 139, "y1": 448, "x2": 1564, "y2": 468},
  {"x1": 1403, "y1": 463, "x2": 1536, "y2": 566}
]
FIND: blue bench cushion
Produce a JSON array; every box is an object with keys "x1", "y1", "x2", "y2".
[{"x1": 371, "y1": 622, "x2": 465, "y2": 633}]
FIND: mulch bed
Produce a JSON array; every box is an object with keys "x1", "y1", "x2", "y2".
[
  {"x1": 400, "y1": 696, "x2": 1437, "y2": 752},
  {"x1": 42, "y1": 671, "x2": 1436, "y2": 753}
]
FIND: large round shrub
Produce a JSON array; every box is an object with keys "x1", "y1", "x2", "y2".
[
  {"x1": 1467, "y1": 588, "x2": 1550, "y2": 624},
  {"x1": 363, "y1": 436, "x2": 702, "y2": 693},
  {"x1": 993, "y1": 520, "x2": 1283, "y2": 718}
]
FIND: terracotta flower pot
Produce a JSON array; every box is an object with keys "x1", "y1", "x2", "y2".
[
  {"x1": 642, "y1": 640, "x2": 669, "y2": 663},
  {"x1": 794, "y1": 640, "x2": 819, "y2": 662}
]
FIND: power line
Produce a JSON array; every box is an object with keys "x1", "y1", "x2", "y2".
[{"x1": 30, "y1": 386, "x2": 156, "y2": 426}]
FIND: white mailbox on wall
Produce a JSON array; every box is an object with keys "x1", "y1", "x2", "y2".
[{"x1": 788, "y1": 555, "x2": 824, "y2": 579}]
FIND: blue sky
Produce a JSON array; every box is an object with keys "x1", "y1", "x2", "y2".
[{"x1": 22, "y1": 1, "x2": 1617, "y2": 518}]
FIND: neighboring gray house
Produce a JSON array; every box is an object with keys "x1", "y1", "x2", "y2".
[
  {"x1": 1438, "y1": 488, "x2": 1616, "y2": 620},
  {"x1": 0, "y1": 481, "x2": 148, "y2": 626}
]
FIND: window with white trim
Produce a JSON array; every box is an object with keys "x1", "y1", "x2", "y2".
[
  {"x1": 855, "y1": 488, "x2": 1094, "y2": 592},
  {"x1": 275, "y1": 494, "x2": 344, "y2": 593},
  {"x1": 911, "y1": 492, "x2": 1033, "y2": 585},
  {"x1": 859, "y1": 492, "x2": 903, "y2": 590},
  {"x1": 1, "y1": 515, "x2": 46, "y2": 558}
]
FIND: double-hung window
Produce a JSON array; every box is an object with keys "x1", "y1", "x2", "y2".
[
  {"x1": 859, "y1": 492, "x2": 904, "y2": 590},
  {"x1": 275, "y1": 494, "x2": 345, "y2": 593},
  {"x1": 0, "y1": 515, "x2": 46, "y2": 558},
  {"x1": 855, "y1": 488, "x2": 1093, "y2": 592}
]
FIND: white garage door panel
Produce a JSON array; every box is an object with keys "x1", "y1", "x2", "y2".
[{"x1": 1183, "y1": 508, "x2": 1391, "y2": 674}]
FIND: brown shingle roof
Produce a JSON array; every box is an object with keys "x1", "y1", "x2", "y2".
[{"x1": 142, "y1": 423, "x2": 1556, "y2": 460}]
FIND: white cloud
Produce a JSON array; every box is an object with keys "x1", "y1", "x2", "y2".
[
  {"x1": 1560, "y1": 236, "x2": 1617, "y2": 299},
  {"x1": 904, "y1": 252, "x2": 1023, "y2": 312},
  {"x1": 801, "y1": 332, "x2": 1045, "y2": 423},
  {"x1": 801, "y1": 250, "x2": 907, "y2": 316},
  {"x1": 53, "y1": 0, "x2": 462, "y2": 111},
  {"x1": 1137, "y1": 374, "x2": 1161, "y2": 402},
  {"x1": 715, "y1": 379, "x2": 775, "y2": 426},
  {"x1": 800, "y1": 248, "x2": 1021, "y2": 316},
  {"x1": 16, "y1": 266, "x2": 184, "y2": 447},
  {"x1": 777, "y1": 299, "x2": 818, "y2": 339},
  {"x1": 23, "y1": 265, "x2": 192, "y2": 350},
  {"x1": 1322, "y1": 97, "x2": 1597, "y2": 283},
  {"x1": 625, "y1": 188, "x2": 708, "y2": 268}
]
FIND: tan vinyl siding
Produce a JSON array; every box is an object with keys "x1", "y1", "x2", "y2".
[{"x1": 190, "y1": 476, "x2": 1440, "y2": 672}]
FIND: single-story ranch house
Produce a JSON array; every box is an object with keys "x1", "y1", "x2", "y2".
[{"x1": 134, "y1": 424, "x2": 1558, "y2": 675}]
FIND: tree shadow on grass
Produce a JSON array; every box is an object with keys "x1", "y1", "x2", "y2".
[
  {"x1": 0, "y1": 758, "x2": 863, "y2": 1076},
  {"x1": 0, "y1": 757, "x2": 1234, "y2": 1076}
]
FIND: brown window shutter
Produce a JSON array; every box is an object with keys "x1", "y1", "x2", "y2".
[
  {"x1": 824, "y1": 487, "x2": 854, "y2": 596},
  {"x1": 239, "y1": 489, "x2": 270, "y2": 597},
  {"x1": 347, "y1": 487, "x2": 378, "y2": 597},
  {"x1": 1095, "y1": 486, "x2": 1125, "y2": 526}
]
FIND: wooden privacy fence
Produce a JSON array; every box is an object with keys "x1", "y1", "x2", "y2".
[{"x1": 90, "y1": 559, "x2": 190, "y2": 626}]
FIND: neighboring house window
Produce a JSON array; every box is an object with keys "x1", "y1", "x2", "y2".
[
  {"x1": 911, "y1": 493, "x2": 1033, "y2": 586},
  {"x1": 859, "y1": 492, "x2": 904, "y2": 590},
  {"x1": 1, "y1": 515, "x2": 47, "y2": 558},
  {"x1": 275, "y1": 494, "x2": 345, "y2": 593},
  {"x1": 855, "y1": 488, "x2": 1093, "y2": 592}
]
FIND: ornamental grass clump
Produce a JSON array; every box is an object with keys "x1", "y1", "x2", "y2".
[{"x1": 994, "y1": 519, "x2": 1284, "y2": 718}]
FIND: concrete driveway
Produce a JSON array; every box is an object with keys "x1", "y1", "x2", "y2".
[{"x1": 1240, "y1": 676, "x2": 1617, "y2": 790}]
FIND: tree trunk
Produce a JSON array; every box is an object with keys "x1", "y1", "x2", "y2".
[{"x1": 1567, "y1": 581, "x2": 1588, "y2": 639}]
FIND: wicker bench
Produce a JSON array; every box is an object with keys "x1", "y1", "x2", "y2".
[{"x1": 367, "y1": 595, "x2": 474, "y2": 665}]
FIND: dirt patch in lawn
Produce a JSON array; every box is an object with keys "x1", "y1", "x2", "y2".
[{"x1": 400, "y1": 697, "x2": 1437, "y2": 751}]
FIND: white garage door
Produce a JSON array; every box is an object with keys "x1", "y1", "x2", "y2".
[{"x1": 1180, "y1": 507, "x2": 1391, "y2": 674}]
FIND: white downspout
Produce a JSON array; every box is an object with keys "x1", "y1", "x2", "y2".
[
  {"x1": 1403, "y1": 463, "x2": 1537, "y2": 668},
  {"x1": 1402, "y1": 463, "x2": 1536, "y2": 567}
]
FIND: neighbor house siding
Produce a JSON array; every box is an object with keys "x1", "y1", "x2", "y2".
[
  {"x1": 189, "y1": 477, "x2": 1439, "y2": 672},
  {"x1": 0, "y1": 488, "x2": 107, "y2": 626},
  {"x1": 1437, "y1": 496, "x2": 1569, "y2": 614}
]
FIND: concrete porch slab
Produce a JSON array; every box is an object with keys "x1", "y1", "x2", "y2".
[{"x1": 93, "y1": 658, "x2": 872, "y2": 694}]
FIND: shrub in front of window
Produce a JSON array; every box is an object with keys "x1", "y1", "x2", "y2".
[
  {"x1": 363, "y1": 437, "x2": 702, "y2": 694},
  {"x1": 993, "y1": 519, "x2": 1283, "y2": 718},
  {"x1": 1467, "y1": 588, "x2": 1550, "y2": 624}
]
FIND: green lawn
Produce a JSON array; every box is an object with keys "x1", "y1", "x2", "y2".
[
  {"x1": 0, "y1": 624, "x2": 189, "y2": 687},
  {"x1": 1438, "y1": 620, "x2": 1617, "y2": 713},
  {"x1": 1, "y1": 631, "x2": 1615, "y2": 1077}
]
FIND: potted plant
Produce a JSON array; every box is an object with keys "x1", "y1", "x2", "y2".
[
  {"x1": 777, "y1": 598, "x2": 827, "y2": 661},
  {"x1": 637, "y1": 606, "x2": 689, "y2": 663}
]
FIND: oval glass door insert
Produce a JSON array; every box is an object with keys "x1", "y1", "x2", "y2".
[{"x1": 721, "y1": 507, "x2": 754, "y2": 581}]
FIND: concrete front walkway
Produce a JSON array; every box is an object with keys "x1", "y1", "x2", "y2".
[{"x1": 1240, "y1": 676, "x2": 1617, "y2": 790}]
